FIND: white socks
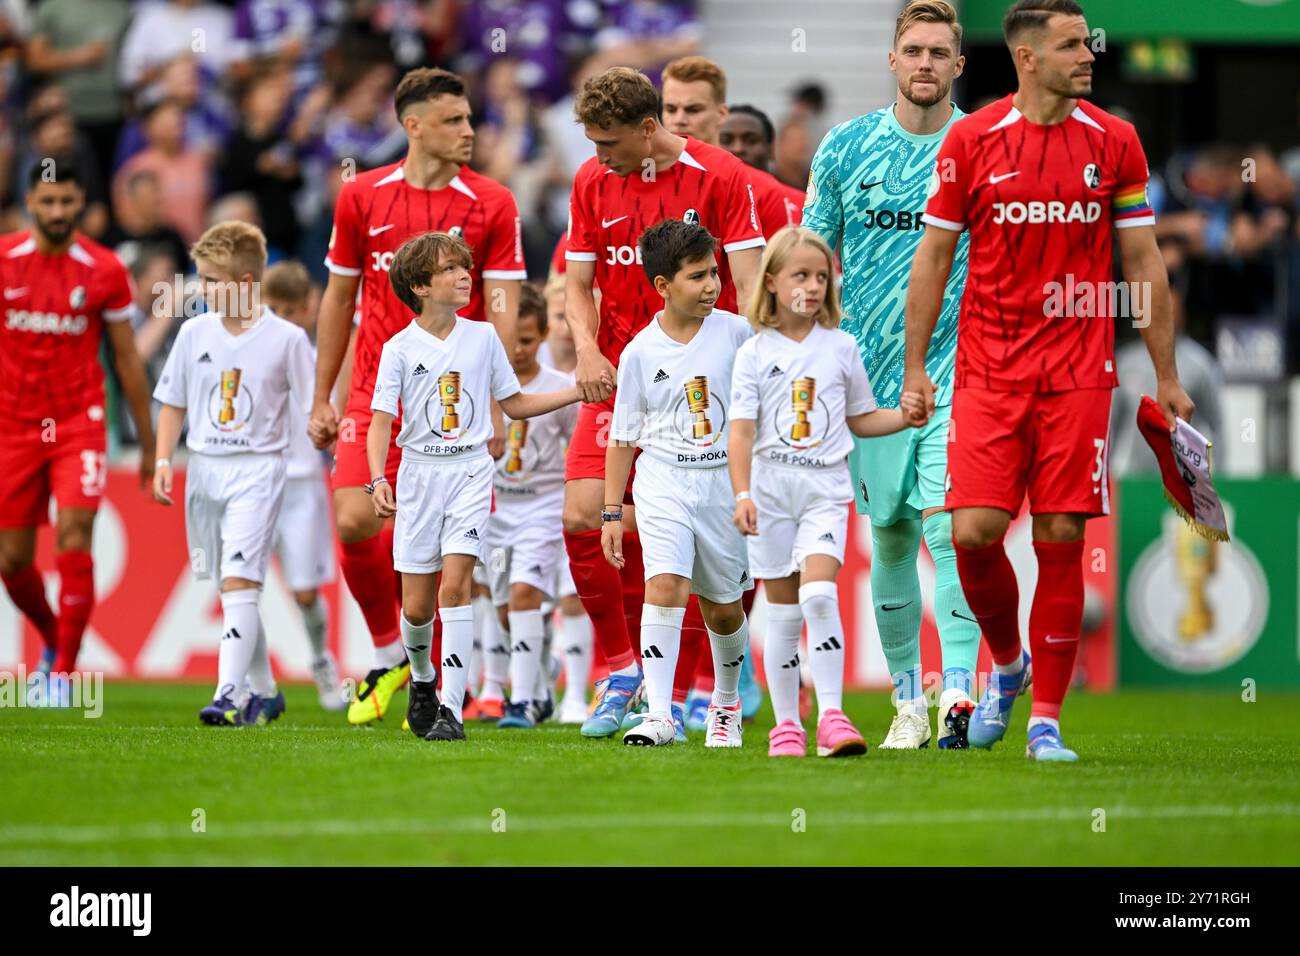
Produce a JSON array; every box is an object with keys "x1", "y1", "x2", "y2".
[
  {"x1": 763, "y1": 602, "x2": 804, "y2": 725},
  {"x1": 401, "y1": 613, "x2": 436, "y2": 684},
  {"x1": 507, "y1": 609, "x2": 545, "y2": 704},
  {"x1": 217, "y1": 588, "x2": 262, "y2": 700},
  {"x1": 640, "y1": 604, "x2": 685, "y2": 717},
  {"x1": 479, "y1": 604, "x2": 509, "y2": 699},
  {"x1": 470, "y1": 594, "x2": 494, "y2": 693},
  {"x1": 438, "y1": 605, "x2": 474, "y2": 721},
  {"x1": 559, "y1": 611, "x2": 593, "y2": 702},
  {"x1": 708, "y1": 618, "x2": 749, "y2": 707},
  {"x1": 300, "y1": 596, "x2": 328, "y2": 662},
  {"x1": 801, "y1": 581, "x2": 844, "y2": 715}
]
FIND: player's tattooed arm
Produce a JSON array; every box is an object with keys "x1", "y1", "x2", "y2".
[
  {"x1": 565, "y1": 260, "x2": 616, "y2": 403},
  {"x1": 366, "y1": 410, "x2": 396, "y2": 518},
  {"x1": 1117, "y1": 224, "x2": 1195, "y2": 431},
  {"x1": 105, "y1": 318, "x2": 158, "y2": 490},
  {"x1": 903, "y1": 225, "x2": 959, "y2": 423},
  {"x1": 152, "y1": 404, "x2": 185, "y2": 506},
  {"x1": 310, "y1": 271, "x2": 361, "y2": 447},
  {"x1": 729, "y1": 418, "x2": 758, "y2": 535},
  {"x1": 498, "y1": 385, "x2": 584, "y2": 421}
]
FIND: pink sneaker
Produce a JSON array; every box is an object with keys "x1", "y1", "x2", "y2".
[
  {"x1": 816, "y1": 708, "x2": 868, "y2": 757},
  {"x1": 768, "y1": 719, "x2": 807, "y2": 757}
]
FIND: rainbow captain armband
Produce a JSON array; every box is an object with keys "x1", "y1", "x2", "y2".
[{"x1": 1113, "y1": 184, "x2": 1154, "y2": 225}]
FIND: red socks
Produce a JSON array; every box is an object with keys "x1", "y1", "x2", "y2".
[
  {"x1": 675, "y1": 598, "x2": 706, "y2": 703},
  {"x1": 339, "y1": 533, "x2": 399, "y2": 644},
  {"x1": 1028, "y1": 539, "x2": 1085, "y2": 719},
  {"x1": 953, "y1": 537, "x2": 1022, "y2": 666},
  {"x1": 2, "y1": 564, "x2": 57, "y2": 652},
  {"x1": 564, "y1": 529, "x2": 636, "y2": 672},
  {"x1": 620, "y1": 530, "x2": 645, "y2": 660},
  {"x1": 53, "y1": 550, "x2": 94, "y2": 672}
]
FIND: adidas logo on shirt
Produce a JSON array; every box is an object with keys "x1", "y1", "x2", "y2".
[
  {"x1": 768, "y1": 364, "x2": 784, "y2": 379},
  {"x1": 197, "y1": 352, "x2": 212, "y2": 363},
  {"x1": 464, "y1": 528, "x2": 479, "y2": 540},
  {"x1": 814, "y1": 636, "x2": 842, "y2": 652},
  {"x1": 442, "y1": 654, "x2": 464, "y2": 668},
  {"x1": 529, "y1": 565, "x2": 543, "y2": 576},
  {"x1": 818, "y1": 532, "x2": 835, "y2": 543},
  {"x1": 231, "y1": 551, "x2": 245, "y2": 561},
  {"x1": 643, "y1": 645, "x2": 664, "y2": 659},
  {"x1": 652, "y1": 369, "x2": 669, "y2": 383},
  {"x1": 413, "y1": 363, "x2": 429, "y2": 376}
]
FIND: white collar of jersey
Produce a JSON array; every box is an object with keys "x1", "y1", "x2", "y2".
[
  {"x1": 651, "y1": 308, "x2": 714, "y2": 346},
  {"x1": 988, "y1": 102, "x2": 1106, "y2": 133},
  {"x1": 989, "y1": 105, "x2": 1021, "y2": 131},
  {"x1": 5, "y1": 236, "x2": 36, "y2": 258},
  {"x1": 68, "y1": 242, "x2": 95, "y2": 267},
  {"x1": 376, "y1": 163, "x2": 478, "y2": 200},
  {"x1": 677, "y1": 147, "x2": 706, "y2": 172},
  {"x1": 1070, "y1": 106, "x2": 1106, "y2": 131}
]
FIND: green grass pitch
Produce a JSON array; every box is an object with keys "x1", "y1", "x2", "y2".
[{"x1": 3, "y1": 683, "x2": 1298, "y2": 866}]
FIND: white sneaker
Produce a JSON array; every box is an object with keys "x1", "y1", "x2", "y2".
[
  {"x1": 558, "y1": 695, "x2": 588, "y2": 725},
  {"x1": 704, "y1": 702, "x2": 743, "y2": 748},
  {"x1": 312, "y1": 654, "x2": 347, "y2": 711},
  {"x1": 936, "y1": 687, "x2": 976, "y2": 750},
  {"x1": 623, "y1": 712, "x2": 675, "y2": 746},
  {"x1": 878, "y1": 710, "x2": 931, "y2": 749}
]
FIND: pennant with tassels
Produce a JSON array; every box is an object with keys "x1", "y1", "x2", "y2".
[{"x1": 1137, "y1": 394, "x2": 1229, "y2": 541}]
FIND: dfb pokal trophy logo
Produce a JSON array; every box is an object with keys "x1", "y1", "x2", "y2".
[
  {"x1": 438, "y1": 372, "x2": 462, "y2": 433},
  {"x1": 505, "y1": 419, "x2": 528, "y2": 474},
  {"x1": 219, "y1": 368, "x2": 242, "y2": 424},
  {"x1": 684, "y1": 376, "x2": 711, "y2": 438},
  {"x1": 790, "y1": 377, "x2": 816, "y2": 440}
]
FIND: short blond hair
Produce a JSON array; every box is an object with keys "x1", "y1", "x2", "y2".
[
  {"x1": 895, "y1": 0, "x2": 963, "y2": 51},
  {"x1": 662, "y1": 56, "x2": 727, "y2": 105},
  {"x1": 262, "y1": 261, "x2": 312, "y2": 306},
  {"x1": 746, "y1": 226, "x2": 841, "y2": 331},
  {"x1": 190, "y1": 221, "x2": 268, "y2": 280},
  {"x1": 575, "y1": 67, "x2": 661, "y2": 129}
]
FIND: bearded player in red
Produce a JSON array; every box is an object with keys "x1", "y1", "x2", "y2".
[
  {"x1": 904, "y1": 0, "x2": 1194, "y2": 761},
  {"x1": 564, "y1": 67, "x2": 764, "y2": 738},
  {"x1": 0, "y1": 158, "x2": 157, "y2": 700},
  {"x1": 308, "y1": 68, "x2": 527, "y2": 725}
]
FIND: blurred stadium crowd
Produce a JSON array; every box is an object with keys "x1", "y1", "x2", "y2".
[{"x1": 0, "y1": 1, "x2": 1296, "y2": 471}]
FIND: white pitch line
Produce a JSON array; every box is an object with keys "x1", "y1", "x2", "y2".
[{"x1": 2, "y1": 804, "x2": 1298, "y2": 846}]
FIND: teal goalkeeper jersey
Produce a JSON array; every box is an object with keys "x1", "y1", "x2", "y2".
[{"x1": 803, "y1": 103, "x2": 969, "y2": 408}]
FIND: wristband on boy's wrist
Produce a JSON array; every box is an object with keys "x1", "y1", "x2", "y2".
[
  {"x1": 364, "y1": 475, "x2": 389, "y2": 495},
  {"x1": 156, "y1": 458, "x2": 171, "y2": 469},
  {"x1": 601, "y1": 510, "x2": 623, "y2": 522},
  {"x1": 734, "y1": 490, "x2": 752, "y2": 502}
]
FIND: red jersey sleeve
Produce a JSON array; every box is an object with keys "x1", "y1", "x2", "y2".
[
  {"x1": 479, "y1": 187, "x2": 528, "y2": 280},
  {"x1": 550, "y1": 233, "x2": 567, "y2": 275},
  {"x1": 718, "y1": 161, "x2": 765, "y2": 254},
  {"x1": 922, "y1": 124, "x2": 970, "y2": 232},
  {"x1": 101, "y1": 252, "x2": 135, "y2": 322},
  {"x1": 1112, "y1": 123, "x2": 1155, "y2": 229},
  {"x1": 325, "y1": 181, "x2": 364, "y2": 276},
  {"x1": 565, "y1": 167, "x2": 597, "y2": 262}
]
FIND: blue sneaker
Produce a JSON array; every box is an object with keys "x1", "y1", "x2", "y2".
[
  {"x1": 685, "y1": 690, "x2": 709, "y2": 732},
  {"x1": 244, "y1": 690, "x2": 286, "y2": 726},
  {"x1": 531, "y1": 688, "x2": 555, "y2": 725},
  {"x1": 968, "y1": 650, "x2": 1033, "y2": 749},
  {"x1": 580, "y1": 672, "x2": 642, "y2": 738},
  {"x1": 739, "y1": 653, "x2": 763, "y2": 721},
  {"x1": 200, "y1": 695, "x2": 244, "y2": 726},
  {"x1": 671, "y1": 703, "x2": 687, "y2": 742},
  {"x1": 498, "y1": 699, "x2": 537, "y2": 729},
  {"x1": 620, "y1": 698, "x2": 648, "y2": 730},
  {"x1": 36, "y1": 647, "x2": 56, "y2": 676},
  {"x1": 1026, "y1": 723, "x2": 1078, "y2": 762}
]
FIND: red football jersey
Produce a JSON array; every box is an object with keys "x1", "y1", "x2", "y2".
[
  {"x1": 750, "y1": 166, "x2": 803, "y2": 237},
  {"x1": 0, "y1": 231, "x2": 134, "y2": 427},
  {"x1": 566, "y1": 136, "x2": 765, "y2": 366},
  {"x1": 924, "y1": 95, "x2": 1154, "y2": 392},
  {"x1": 325, "y1": 161, "x2": 527, "y2": 400}
]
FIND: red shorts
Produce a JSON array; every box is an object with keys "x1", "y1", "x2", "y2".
[
  {"x1": 331, "y1": 397, "x2": 402, "y2": 492},
  {"x1": 0, "y1": 411, "x2": 107, "y2": 528},
  {"x1": 945, "y1": 387, "x2": 1112, "y2": 517},
  {"x1": 563, "y1": 396, "x2": 635, "y2": 500}
]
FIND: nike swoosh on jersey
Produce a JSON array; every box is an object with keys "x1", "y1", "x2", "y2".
[
  {"x1": 601, "y1": 216, "x2": 629, "y2": 228},
  {"x1": 4, "y1": 287, "x2": 28, "y2": 299},
  {"x1": 859, "y1": 180, "x2": 884, "y2": 190},
  {"x1": 368, "y1": 224, "x2": 395, "y2": 236},
  {"x1": 1043, "y1": 635, "x2": 1078, "y2": 644},
  {"x1": 988, "y1": 171, "x2": 1020, "y2": 184}
]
